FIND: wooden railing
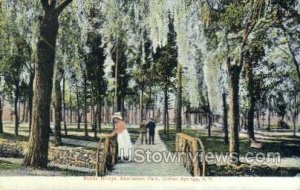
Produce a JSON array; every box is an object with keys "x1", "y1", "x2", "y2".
[
  {"x1": 95, "y1": 133, "x2": 118, "y2": 176},
  {"x1": 176, "y1": 133, "x2": 206, "y2": 177}
]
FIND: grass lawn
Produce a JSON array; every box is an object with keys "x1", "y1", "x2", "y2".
[
  {"x1": 159, "y1": 129, "x2": 300, "y2": 157},
  {"x1": 159, "y1": 128, "x2": 300, "y2": 176},
  {"x1": 0, "y1": 160, "x2": 22, "y2": 170},
  {"x1": 61, "y1": 127, "x2": 140, "y2": 144},
  {"x1": 0, "y1": 160, "x2": 92, "y2": 176}
]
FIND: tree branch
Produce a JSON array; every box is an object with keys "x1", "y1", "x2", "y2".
[
  {"x1": 280, "y1": 23, "x2": 300, "y2": 81},
  {"x1": 55, "y1": 0, "x2": 73, "y2": 15},
  {"x1": 50, "y1": 0, "x2": 57, "y2": 8},
  {"x1": 41, "y1": 0, "x2": 49, "y2": 8}
]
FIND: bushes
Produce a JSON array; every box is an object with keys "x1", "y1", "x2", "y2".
[{"x1": 277, "y1": 120, "x2": 290, "y2": 129}]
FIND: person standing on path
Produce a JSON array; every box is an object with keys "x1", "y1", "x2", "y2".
[
  {"x1": 146, "y1": 118, "x2": 156, "y2": 145},
  {"x1": 112, "y1": 112, "x2": 132, "y2": 160},
  {"x1": 139, "y1": 119, "x2": 147, "y2": 144}
]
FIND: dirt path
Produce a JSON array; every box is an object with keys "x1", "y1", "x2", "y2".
[{"x1": 108, "y1": 128, "x2": 191, "y2": 176}]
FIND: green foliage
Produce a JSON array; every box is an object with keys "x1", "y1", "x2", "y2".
[
  {"x1": 0, "y1": 160, "x2": 22, "y2": 170},
  {"x1": 0, "y1": 7, "x2": 31, "y2": 102},
  {"x1": 275, "y1": 93, "x2": 287, "y2": 119},
  {"x1": 84, "y1": 32, "x2": 107, "y2": 96},
  {"x1": 220, "y1": 3, "x2": 245, "y2": 32},
  {"x1": 152, "y1": 14, "x2": 177, "y2": 89}
]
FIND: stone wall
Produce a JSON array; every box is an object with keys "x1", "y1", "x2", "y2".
[
  {"x1": 0, "y1": 143, "x2": 23, "y2": 158},
  {"x1": 0, "y1": 138, "x2": 26, "y2": 158},
  {"x1": 49, "y1": 146, "x2": 101, "y2": 169}
]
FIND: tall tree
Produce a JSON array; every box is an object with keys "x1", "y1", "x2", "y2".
[
  {"x1": 153, "y1": 14, "x2": 177, "y2": 133},
  {"x1": 53, "y1": 60, "x2": 64, "y2": 146},
  {"x1": 244, "y1": 36, "x2": 265, "y2": 142},
  {"x1": 175, "y1": 64, "x2": 183, "y2": 132},
  {"x1": 2, "y1": 34, "x2": 30, "y2": 136},
  {"x1": 204, "y1": 0, "x2": 267, "y2": 164},
  {"x1": 84, "y1": 28, "x2": 107, "y2": 136},
  {"x1": 23, "y1": 0, "x2": 73, "y2": 168}
]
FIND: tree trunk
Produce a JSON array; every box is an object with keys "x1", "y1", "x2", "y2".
[
  {"x1": 293, "y1": 93, "x2": 297, "y2": 137},
  {"x1": 114, "y1": 40, "x2": 119, "y2": 113},
  {"x1": 227, "y1": 64, "x2": 241, "y2": 165},
  {"x1": 18, "y1": 100, "x2": 21, "y2": 124},
  {"x1": 0, "y1": 97, "x2": 3, "y2": 133},
  {"x1": 25, "y1": 99, "x2": 29, "y2": 122},
  {"x1": 62, "y1": 74, "x2": 67, "y2": 136},
  {"x1": 83, "y1": 74, "x2": 88, "y2": 138},
  {"x1": 91, "y1": 85, "x2": 97, "y2": 138},
  {"x1": 28, "y1": 56, "x2": 35, "y2": 134},
  {"x1": 53, "y1": 61, "x2": 63, "y2": 146},
  {"x1": 97, "y1": 94, "x2": 102, "y2": 133},
  {"x1": 146, "y1": 87, "x2": 152, "y2": 120},
  {"x1": 207, "y1": 109, "x2": 212, "y2": 137},
  {"x1": 98, "y1": 102, "x2": 102, "y2": 133},
  {"x1": 14, "y1": 83, "x2": 20, "y2": 136},
  {"x1": 95, "y1": 86, "x2": 102, "y2": 134},
  {"x1": 222, "y1": 93, "x2": 229, "y2": 144},
  {"x1": 206, "y1": 91, "x2": 213, "y2": 137},
  {"x1": 69, "y1": 88, "x2": 72, "y2": 124},
  {"x1": 121, "y1": 96, "x2": 125, "y2": 119},
  {"x1": 245, "y1": 61, "x2": 256, "y2": 142},
  {"x1": 176, "y1": 64, "x2": 182, "y2": 132},
  {"x1": 76, "y1": 83, "x2": 81, "y2": 129},
  {"x1": 256, "y1": 111, "x2": 260, "y2": 128},
  {"x1": 23, "y1": 1, "x2": 72, "y2": 168},
  {"x1": 135, "y1": 104, "x2": 138, "y2": 125},
  {"x1": 163, "y1": 86, "x2": 168, "y2": 133},
  {"x1": 185, "y1": 103, "x2": 191, "y2": 128},
  {"x1": 22, "y1": 100, "x2": 27, "y2": 122},
  {"x1": 140, "y1": 89, "x2": 144, "y2": 121},
  {"x1": 243, "y1": 114, "x2": 247, "y2": 130},
  {"x1": 91, "y1": 104, "x2": 94, "y2": 130},
  {"x1": 247, "y1": 107, "x2": 256, "y2": 142},
  {"x1": 167, "y1": 111, "x2": 170, "y2": 132},
  {"x1": 104, "y1": 97, "x2": 108, "y2": 124},
  {"x1": 200, "y1": 114, "x2": 202, "y2": 125}
]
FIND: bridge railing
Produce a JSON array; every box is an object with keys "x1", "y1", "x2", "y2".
[
  {"x1": 175, "y1": 133, "x2": 206, "y2": 177},
  {"x1": 95, "y1": 133, "x2": 118, "y2": 176}
]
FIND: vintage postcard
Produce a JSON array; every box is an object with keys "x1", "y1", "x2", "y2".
[{"x1": 0, "y1": 0, "x2": 299, "y2": 189}]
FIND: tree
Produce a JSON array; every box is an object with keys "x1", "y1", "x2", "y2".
[
  {"x1": 131, "y1": 32, "x2": 154, "y2": 122},
  {"x1": 1, "y1": 33, "x2": 30, "y2": 136},
  {"x1": 23, "y1": 0, "x2": 73, "y2": 168},
  {"x1": 84, "y1": 30, "x2": 107, "y2": 138},
  {"x1": 289, "y1": 87, "x2": 300, "y2": 136},
  {"x1": 175, "y1": 64, "x2": 183, "y2": 132},
  {"x1": 244, "y1": 29, "x2": 266, "y2": 142},
  {"x1": 222, "y1": 93, "x2": 229, "y2": 143},
  {"x1": 275, "y1": 93, "x2": 286, "y2": 122},
  {"x1": 111, "y1": 35, "x2": 130, "y2": 116},
  {"x1": 271, "y1": 0, "x2": 300, "y2": 81},
  {"x1": 53, "y1": 59, "x2": 64, "y2": 146},
  {"x1": 203, "y1": 0, "x2": 267, "y2": 164},
  {"x1": 153, "y1": 14, "x2": 178, "y2": 133}
]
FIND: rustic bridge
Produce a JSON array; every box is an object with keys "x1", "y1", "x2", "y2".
[
  {"x1": 176, "y1": 133, "x2": 206, "y2": 176},
  {"x1": 96, "y1": 129, "x2": 206, "y2": 177}
]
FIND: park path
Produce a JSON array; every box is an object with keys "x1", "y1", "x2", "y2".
[{"x1": 107, "y1": 128, "x2": 191, "y2": 176}]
